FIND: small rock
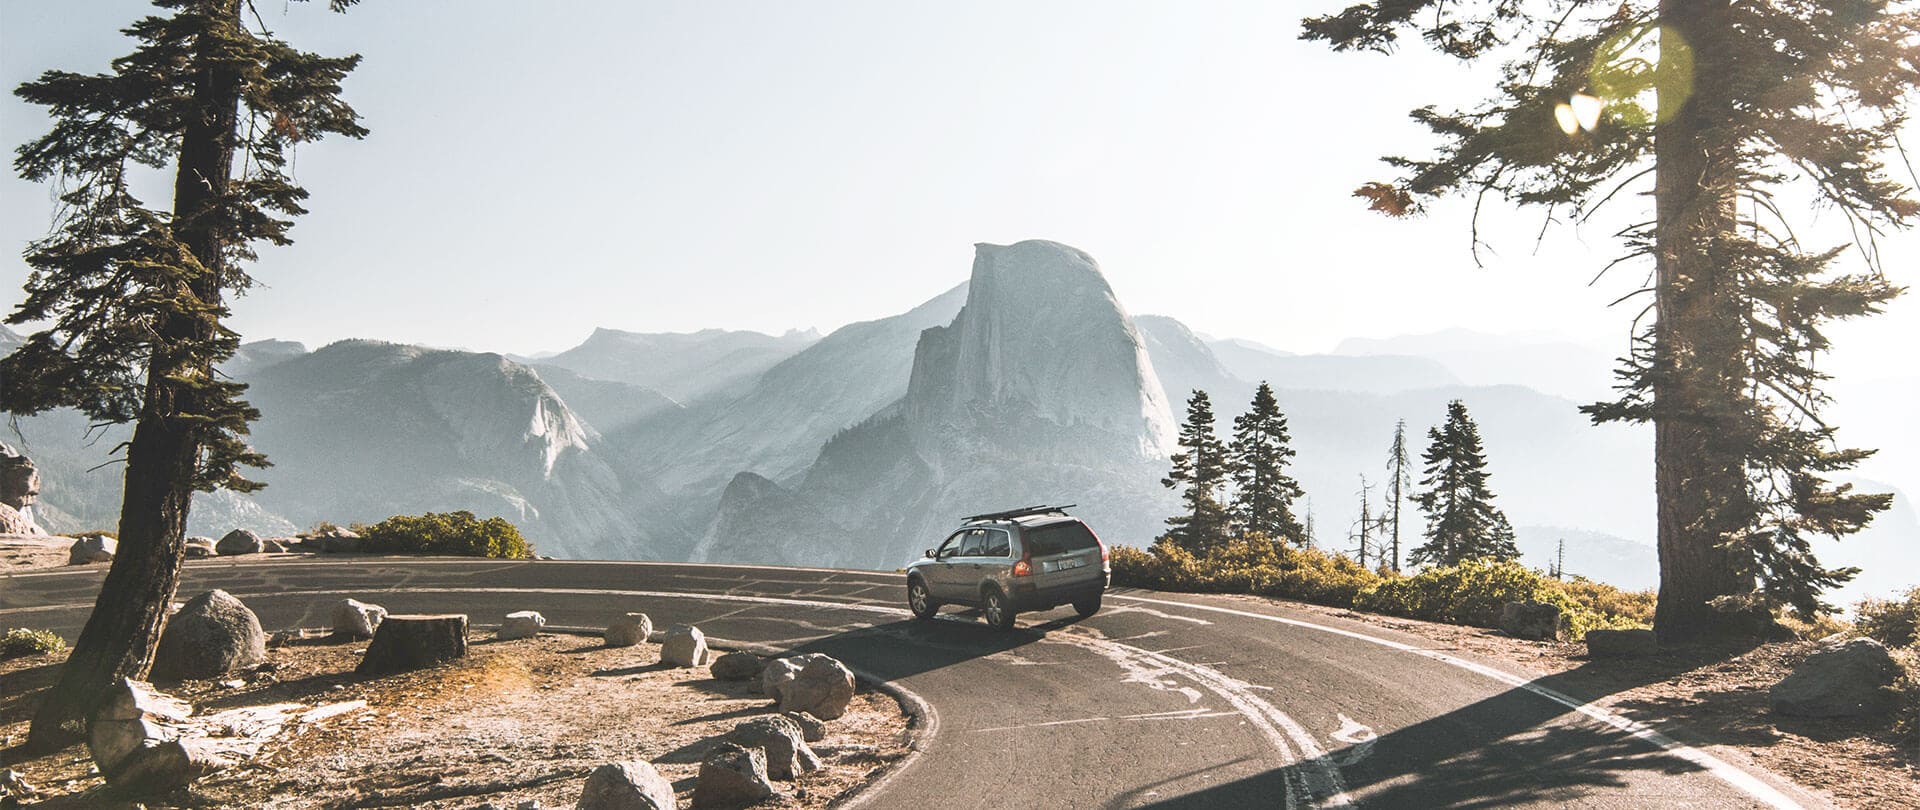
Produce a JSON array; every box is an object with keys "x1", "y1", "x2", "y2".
[
  {"x1": 0, "y1": 768, "x2": 36, "y2": 800},
  {"x1": 1499, "y1": 600, "x2": 1567, "y2": 641},
  {"x1": 67, "y1": 534, "x2": 116, "y2": 565},
  {"x1": 331, "y1": 598, "x2": 388, "y2": 639},
  {"x1": 309, "y1": 526, "x2": 362, "y2": 553},
  {"x1": 576, "y1": 760, "x2": 674, "y2": 810},
  {"x1": 87, "y1": 679, "x2": 230, "y2": 792},
  {"x1": 1771, "y1": 638, "x2": 1902, "y2": 718},
  {"x1": 693, "y1": 743, "x2": 776, "y2": 808},
  {"x1": 497, "y1": 610, "x2": 546, "y2": 640},
  {"x1": 760, "y1": 657, "x2": 803, "y2": 700},
  {"x1": 182, "y1": 536, "x2": 217, "y2": 558},
  {"x1": 151, "y1": 590, "x2": 267, "y2": 681},
  {"x1": 88, "y1": 678, "x2": 191, "y2": 773},
  {"x1": 726, "y1": 716, "x2": 819, "y2": 780},
  {"x1": 781, "y1": 711, "x2": 825, "y2": 743},
  {"x1": 710, "y1": 651, "x2": 762, "y2": 681},
  {"x1": 215, "y1": 529, "x2": 264, "y2": 556},
  {"x1": 604, "y1": 613, "x2": 652, "y2": 648},
  {"x1": 661, "y1": 624, "x2": 707, "y2": 668},
  {"x1": 1584, "y1": 628, "x2": 1658, "y2": 658},
  {"x1": 261, "y1": 537, "x2": 292, "y2": 553},
  {"x1": 778, "y1": 654, "x2": 856, "y2": 720},
  {"x1": 355, "y1": 614, "x2": 468, "y2": 676}
]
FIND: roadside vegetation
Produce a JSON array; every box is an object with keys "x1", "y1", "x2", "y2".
[
  {"x1": 1112, "y1": 537, "x2": 1652, "y2": 639},
  {"x1": 1, "y1": 628, "x2": 67, "y2": 659},
  {"x1": 1852, "y1": 587, "x2": 1920, "y2": 744},
  {"x1": 1146, "y1": 390, "x2": 1652, "y2": 639},
  {"x1": 356, "y1": 511, "x2": 533, "y2": 559}
]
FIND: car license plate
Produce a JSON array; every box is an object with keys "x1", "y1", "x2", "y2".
[{"x1": 1047, "y1": 558, "x2": 1087, "y2": 573}]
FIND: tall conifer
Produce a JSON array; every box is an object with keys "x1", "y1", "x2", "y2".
[
  {"x1": 1303, "y1": 0, "x2": 1911, "y2": 637},
  {"x1": 1163, "y1": 390, "x2": 1231, "y2": 552},
  {"x1": 1410, "y1": 400, "x2": 1519, "y2": 567},
  {"x1": 3, "y1": 0, "x2": 365, "y2": 750},
  {"x1": 1384, "y1": 419, "x2": 1412, "y2": 572},
  {"x1": 1227, "y1": 382, "x2": 1307, "y2": 545}
]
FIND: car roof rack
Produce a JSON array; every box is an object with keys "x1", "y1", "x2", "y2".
[{"x1": 962, "y1": 504, "x2": 1076, "y2": 523}]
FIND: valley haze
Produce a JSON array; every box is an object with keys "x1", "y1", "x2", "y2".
[{"x1": 3, "y1": 239, "x2": 1913, "y2": 607}]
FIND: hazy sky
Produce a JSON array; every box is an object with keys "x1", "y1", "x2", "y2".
[{"x1": 2, "y1": 4, "x2": 1913, "y2": 419}]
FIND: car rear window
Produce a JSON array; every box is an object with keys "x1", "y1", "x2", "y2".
[{"x1": 1024, "y1": 522, "x2": 1098, "y2": 556}]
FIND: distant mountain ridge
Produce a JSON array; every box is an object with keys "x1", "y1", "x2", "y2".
[
  {"x1": 6, "y1": 244, "x2": 1913, "y2": 605},
  {"x1": 541, "y1": 326, "x2": 819, "y2": 403}
]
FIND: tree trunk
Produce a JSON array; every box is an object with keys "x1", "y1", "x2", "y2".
[
  {"x1": 27, "y1": 0, "x2": 244, "y2": 752},
  {"x1": 1650, "y1": 0, "x2": 1755, "y2": 643}
]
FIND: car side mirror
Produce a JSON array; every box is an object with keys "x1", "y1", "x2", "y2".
[{"x1": 924, "y1": 548, "x2": 936, "y2": 559}]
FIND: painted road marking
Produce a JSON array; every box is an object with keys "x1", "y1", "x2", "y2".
[
  {"x1": 1110, "y1": 593, "x2": 1807, "y2": 810},
  {"x1": 1329, "y1": 714, "x2": 1376, "y2": 767},
  {"x1": 970, "y1": 708, "x2": 1240, "y2": 734}
]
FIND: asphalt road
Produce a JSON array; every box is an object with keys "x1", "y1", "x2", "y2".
[{"x1": 2, "y1": 558, "x2": 1825, "y2": 809}]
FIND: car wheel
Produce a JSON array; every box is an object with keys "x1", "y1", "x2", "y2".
[
  {"x1": 1073, "y1": 594, "x2": 1102, "y2": 619},
  {"x1": 984, "y1": 588, "x2": 1017, "y2": 630},
  {"x1": 908, "y1": 577, "x2": 938, "y2": 620}
]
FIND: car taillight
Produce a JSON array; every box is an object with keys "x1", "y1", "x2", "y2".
[
  {"x1": 1013, "y1": 557, "x2": 1032, "y2": 577},
  {"x1": 1088, "y1": 526, "x2": 1109, "y2": 562}
]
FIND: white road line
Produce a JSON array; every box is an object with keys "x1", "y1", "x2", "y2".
[
  {"x1": 969, "y1": 709, "x2": 1240, "y2": 734},
  {"x1": 1110, "y1": 593, "x2": 1808, "y2": 810},
  {"x1": 1052, "y1": 629, "x2": 1354, "y2": 808},
  {"x1": 1329, "y1": 714, "x2": 1377, "y2": 767}
]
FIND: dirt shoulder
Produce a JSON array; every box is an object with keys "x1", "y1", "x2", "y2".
[
  {"x1": 1, "y1": 631, "x2": 913, "y2": 809},
  {"x1": 1211, "y1": 594, "x2": 1917, "y2": 810},
  {"x1": 0, "y1": 536, "x2": 73, "y2": 573}
]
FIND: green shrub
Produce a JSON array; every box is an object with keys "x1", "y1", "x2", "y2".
[
  {"x1": 1889, "y1": 647, "x2": 1920, "y2": 747},
  {"x1": 1117, "y1": 540, "x2": 1648, "y2": 640},
  {"x1": 2, "y1": 627, "x2": 67, "y2": 658},
  {"x1": 1355, "y1": 558, "x2": 1542, "y2": 626},
  {"x1": 1354, "y1": 558, "x2": 1647, "y2": 640},
  {"x1": 1110, "y1": 536, "x2": 1383, "y2": 609},
  {"x1": 1856, "y1": 586, "x2": 1920, "y2": 648},
  {"x1": 358, "y1": 511, "x2": 531, "y2": 559},
  {"x1": 1545, "y1": 577, "x2": 1655, "y2": 626}
]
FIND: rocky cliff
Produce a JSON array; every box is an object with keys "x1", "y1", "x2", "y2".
[
  {"x1": 698, "y1": 240, "x2": 1180, "y2": 568},
  {"x1": 240, "y1": 341, "x2": 660, "y2": 558}
]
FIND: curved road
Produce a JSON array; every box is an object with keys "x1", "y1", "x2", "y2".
[{"x1": 2, "y1": 558, "x2": 1824, "y2": 809}]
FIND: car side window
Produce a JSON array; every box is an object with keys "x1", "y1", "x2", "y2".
[
  {"x1": 936, "y1": 532, "x2": 966, "y2": 559},
  {"x1": 984, "y1": 529, "x2": 1010, "y2": 557},
  {"x1": 959, "y1": 529, "x2": 988, "y2": 557}
]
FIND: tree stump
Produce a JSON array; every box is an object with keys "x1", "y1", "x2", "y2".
[{"x1": 355, "y1": 614, "x2": 468, "y2": 676}]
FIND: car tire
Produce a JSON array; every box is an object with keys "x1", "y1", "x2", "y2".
[
  {"x1": 908, "y1": 577, "x2": 938, "y2": 620},
  {"x1": 1073, "y1": 595, "x2": 1102, "y2": 619},
  {"x1": 984, "y1": 587, "x2": 1017, "y2": 630}
]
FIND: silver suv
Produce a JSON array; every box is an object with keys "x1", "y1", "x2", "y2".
[{"x1": 904, "y1": 505, "x2": 1110, "y2": 629}]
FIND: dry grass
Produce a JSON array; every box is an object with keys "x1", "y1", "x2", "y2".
[{"x1": 0, "y1": 632, "x2": 913, "y2": 809}]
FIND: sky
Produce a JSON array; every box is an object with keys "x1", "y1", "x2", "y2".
[{"x1": 1, "y1": 2, "x2": 1914, "y2": 479}]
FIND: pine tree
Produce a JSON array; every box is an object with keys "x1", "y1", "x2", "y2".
[
  {"x1": 1303, "y1": 498, "x2": 1319, "y2": 548},
  {"x1": 1350, "y1": 474, "x2": 1375, "y2": 567},
  {"x1": 1303, "y1": 0, "x2": 1910, "y2": 639},
  {"x1": 1410, "y1": 401, "x2": 1519, "y2": 567},
  {"x1": 1227, "y1": 382, "x2": 1308, "y2": 545},
  {"x1": 1384, "y1": 419, "x2": 1412, "y2": 572},
  {"x1": 1162, "y1": 390, "x2": 1231, "y2": 553},
  {"x1": 3, "y1": 0, "x2": 365, "y2": 751}
]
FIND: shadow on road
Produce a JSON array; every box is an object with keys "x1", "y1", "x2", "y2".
[
  {"x1": 773, "y1": 612, "x2": 1084, "y2": 686},
  {"x1": 1130, "y1": 640, "x2": 1774, "y2": 809}
]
